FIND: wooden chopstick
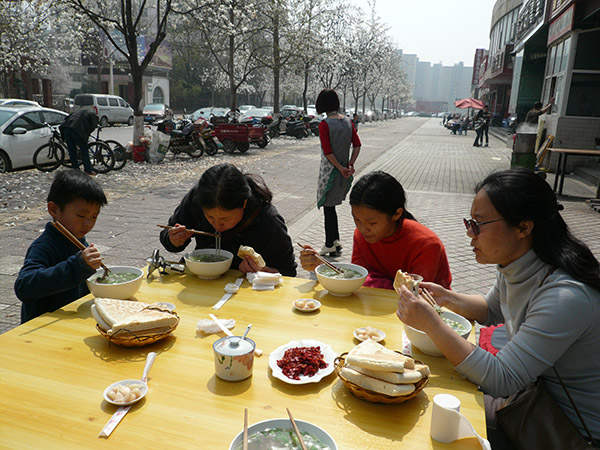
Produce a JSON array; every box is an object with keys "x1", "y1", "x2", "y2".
[
  {"x1": 243, "y1": 408, "x2": 248, "y2": 450},
  {"x1": 286, "y1": 408, "x2": 307, "y2": 450},
  {"x1": 157, "y1": 224, "x2": 217, "y2": 237},
  {"x1": 296, "y1": 242, "x2": 343, "y2": 275},
  {"x1": 52, "y1": 221, "x2": 111, "y2": 274},
  {"x1": 422, "y1": 288, "x2": 441, "y2": 311}
]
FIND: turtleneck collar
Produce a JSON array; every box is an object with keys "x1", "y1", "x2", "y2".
[{"x1": 496, "y1": 248, "x2": 546, "y2": 284}]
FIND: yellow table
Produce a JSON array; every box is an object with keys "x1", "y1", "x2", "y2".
[{"x1": 0, "y1": 270, "x2": 486, "y2": 449}]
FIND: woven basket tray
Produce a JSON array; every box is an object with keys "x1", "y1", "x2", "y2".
[
  {"x1": 96, "y1": 310, "x2": 180, "y2": 347},
  {"x1": 334, "y1": 353, "x2": 429, "y2": 404}
]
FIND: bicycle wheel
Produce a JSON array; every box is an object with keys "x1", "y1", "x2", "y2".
[
  {"x1": 88, "y1": 142, "x2": 115, "y2": 173},
  {"x1": 33, "y1": 141, "x2": 65, "y2": 172},
  {"x1": 104, "y1": 140, "x2": 128, "y2": 170}
]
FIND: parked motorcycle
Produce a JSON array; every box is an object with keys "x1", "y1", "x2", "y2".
[
  {"x1": 268, "y1": 113, "x2": 309, "y2": 139},
  {"x1": 156, "y1": 119, "x2": 203, "y2": 158},
  {"x1": 194, "y1": 119, "x2": 222, "y2": 156}
]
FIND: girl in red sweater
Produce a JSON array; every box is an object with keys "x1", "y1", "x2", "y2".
[{"x1": 300, "y1": 171, "x2": 452, "y2": 290}]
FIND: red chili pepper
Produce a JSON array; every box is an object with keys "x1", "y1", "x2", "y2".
[{"x1": 277, "y1": 346, "x2": 328, "y2": 380}]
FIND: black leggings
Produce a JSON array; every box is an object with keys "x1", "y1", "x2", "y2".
[{"x1": 323, "y1": 206, "x2": 339, "y2": 247}]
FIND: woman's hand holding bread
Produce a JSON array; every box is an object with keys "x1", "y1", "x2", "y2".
[{"x1": 299, "y1": 245, "x2": 318, "y2": 271}]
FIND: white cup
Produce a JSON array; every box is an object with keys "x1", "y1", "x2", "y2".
[{"x1": 430, "y1": 393, "x2": 462, "y2": 443}]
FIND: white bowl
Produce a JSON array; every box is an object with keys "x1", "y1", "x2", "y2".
[
  {"x1": 103, "y1": 379, "x2": 148, "y2": 406},
  {"x1": 404, "y1": 310, "x2": 472, "y2": 356},
  {"x1": 229, "y1": 418, "x2": 338, "y2": 450},
  {"x1": 315, "y1": 262, "x2": 367, "y2": 297},
  {"x1": 184, "y1": 249, "x2": 234, "y2": 279},
  {"x1": 86, "y1": 266, "x2": 144, "y2": 299}
]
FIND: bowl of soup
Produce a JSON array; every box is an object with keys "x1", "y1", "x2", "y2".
[
  {"x1": 404, "y1": 310, "x2": 472, "y2": 356},
  {"x1": 184, "y1": 249, "x2": 234, "y2": 279},
  {"x1": 86, "y1": 266, "x2": 144, "y2": 299},
  {"x1": 229, "y1": 418, "x2": 337, "y2": 450},
  {"x1": 315, "y1": 262, "x2": 367, "y2": 297}
]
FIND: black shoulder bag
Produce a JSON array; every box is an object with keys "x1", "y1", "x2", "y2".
[{"x1": 496, "y1": 268, "x2": 598, "y2": 450}]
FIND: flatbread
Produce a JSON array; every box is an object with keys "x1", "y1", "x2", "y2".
[
  {"x1": 393, "y1": 270, "x2": 419, "y2": 295},
  {"x1": 340, "y1": 366, "x2": 416, "y2": 396},
  {"x1": 91, "y1": 304, "x2": 111, "y2": 331},
  {"x1": 346, "y1": 339, "x2": 415, "y2": 372},
  {"x1": 346, "y1": 363, "x2": 423, "y2": 384},
  {"x1": 237, "y1": 245, "x2": 266, "y2": 268},
  {"x1": 93, "y1": 298, "x2": 178, "y2": 333}
]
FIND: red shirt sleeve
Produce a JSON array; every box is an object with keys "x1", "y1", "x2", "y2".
[
  {"x1": 351, "y1": 123, "x2": 361, "y2": 148},
  {"x1": 318, "y1": 121, "x2": 332, "y2": 155}
]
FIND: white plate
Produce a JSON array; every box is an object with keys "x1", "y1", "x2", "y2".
[
  {"x1": 229, "y1": 418, "x2": 338, "y2": 450},
  {"x1": 353, "y1": 326, "x2": 386, "y2": 342},
  {"x1": 103, "y1": 379, "x2": 148, "y2": 406},
  {"x1": 269, "y1": 339, "x2": 336, "y2": 385},
  {"x1": 292, "y1": 298, "x2": 321, "y2": 312}
]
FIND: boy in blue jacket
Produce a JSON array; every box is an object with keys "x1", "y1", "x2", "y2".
[{"x1": 15, "y1": 169, "x2": 107, "y2": 323}]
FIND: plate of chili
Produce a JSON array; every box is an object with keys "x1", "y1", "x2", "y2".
[{"x1": 269, "y1": 339, "x2": 336, "y2": 384}]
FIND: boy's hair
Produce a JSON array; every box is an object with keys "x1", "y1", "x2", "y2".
[{"x1": 47, "y1": 169, "x2": 107, "y2": 209}]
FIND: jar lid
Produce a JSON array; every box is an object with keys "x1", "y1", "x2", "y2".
[{"x1": 213, "y1": 336, "x2": 255, "y2": 356}]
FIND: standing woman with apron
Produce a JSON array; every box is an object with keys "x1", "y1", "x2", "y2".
[{"x1": 315, "y1": 89, "x2": 361, "y2": 256}]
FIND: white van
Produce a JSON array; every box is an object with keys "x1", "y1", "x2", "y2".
[{"x1": 73, "y1": 94, "x2": 134, "y2": 126}]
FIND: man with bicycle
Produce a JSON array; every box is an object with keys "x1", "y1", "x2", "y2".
[{"x1": 59, "y1": 109, "x2": 99, "y2": 176}]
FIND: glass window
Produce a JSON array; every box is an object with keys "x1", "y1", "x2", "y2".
[
  {"x1": 573, "y1": 30, "x2": 600, "y2": 70},
  {"x1": 108, "y1": 98, "x2": 119, "y2": 107},
  {"x1": 566, "y1": 73, "x2": 600, "y2": 117},
  {"x1": 555, "y1": 41, "x2": 564, "y2": 74},
  {"x1": 548, "y1": 45, "x2": 557, "y2": 75},
  {"x1": 42, "y1": 111, "x2": 66, "y2": 125},
  {"x1": 0, "y1": 110, "x2": 18, "y2": 128},
  {"x1": 118, "y1": 98, "x2": 127, "y2": 107},
  {"x1": 153, "y1": 86, "x2": 164, "y2": 104},
  {"x1": 8, "y1": 111, "x2": 43, "y2": 132},
  {"x1": 97, "y1": 97, "x2": 108, "y2": 106},
  {"x1": 74, "y1": 95, "x2": 93, "y2": 106},
  {"x1": 560, "y1": 37, "x2": 570, "y2": 72}
]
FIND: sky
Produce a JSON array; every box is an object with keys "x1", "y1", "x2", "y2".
[{"x1": 351, "y1": 0, "x2": 496, "y2": 66}]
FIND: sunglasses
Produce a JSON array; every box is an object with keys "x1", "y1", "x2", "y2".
[{"x1": 463, "y1": 217, "x2": 504, "y2": 236}]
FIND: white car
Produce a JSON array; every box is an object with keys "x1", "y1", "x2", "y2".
[
  {"x1": 0, "y1": 106, "x2": 67, "y2": 172},
  {"x1": 0, "y1": 98, "x2": 41, "y2": 108}
]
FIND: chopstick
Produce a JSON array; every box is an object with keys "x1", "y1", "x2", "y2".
[
  {"x1": 52, "y1": 221, "x2": 111, "y2": 274},
  {"x1": 243, "y1": 408, "x2": 248, "y2": 450},
  {"x1": 296, "y1": 242, "x2": 343, "y2": 275},
  {"x1": 157, "y1": 224, "x2": 217, "y2": 237},
  {"x1": 286, "y1": 408, "x2": 308, "y2": 450},
  {"x1": 422, "y1": 288, "x2": 442, "y2": 314}
]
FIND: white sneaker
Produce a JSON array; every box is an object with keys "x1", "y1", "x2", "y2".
[
  {"x1": 333, "y1": 239, "x2": 343, "y2": 252},
  {"x1": 319, "y1": 245, "x2": 337, "y2": 256}
]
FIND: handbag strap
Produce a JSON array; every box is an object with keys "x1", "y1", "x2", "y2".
[{"x1": 540, "y1": 267, "x2": 595, "y2": 445}]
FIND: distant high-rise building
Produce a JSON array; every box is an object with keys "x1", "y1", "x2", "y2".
[{"x1": 399, "y1": 51, "x2": 473, "y2": 112}]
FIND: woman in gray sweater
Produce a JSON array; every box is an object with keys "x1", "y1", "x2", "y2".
[{"x1": 396, "y1": 168, "x2": 600, "y2": 447}]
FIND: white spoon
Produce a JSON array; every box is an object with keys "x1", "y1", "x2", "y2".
[
  {"x1": 103, "y1": 352, "x2": 156, "y2": 406},
  {"x1": 230, "y1": 324, "x2": 252, "y2": 348}
]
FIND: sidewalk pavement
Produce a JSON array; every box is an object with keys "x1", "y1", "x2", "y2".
[{"x1": 1, "y1": 118, "x2": 598, "y2": 334}]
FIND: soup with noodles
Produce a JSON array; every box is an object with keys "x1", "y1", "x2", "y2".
[
  {"x1": 235, "y1": 427, "x2": 330, "y2": 450},
  {"x1": 318, "y1": 266, "x2": 362, "y2": 279},
  {"x1": 94, "y1": 272, "x2": 139, "y2": 285},
  {"x1": 442, "y1": 316, "x2": 467, "y2": 334},
  {"x1": 188, "y1": 254, "x2": 229, "y2": 263}
]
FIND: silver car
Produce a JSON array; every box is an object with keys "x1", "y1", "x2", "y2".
[{"x1": 0, "y1": 106, "x2": 67, "y2": 172}]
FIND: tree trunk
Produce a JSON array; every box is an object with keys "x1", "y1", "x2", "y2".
[
  {"x1": 228, "y1": 10, "x2": 237, "y2": 111},
  {"x1": 272, "y1": 7, "x2": 280, "y2": 113},
  {"x1": 130, "y1": 64, "x2": 145, "y2": 146},
  {"x1": 302, "y1": 61, "x2": 309, "y2": 113}
]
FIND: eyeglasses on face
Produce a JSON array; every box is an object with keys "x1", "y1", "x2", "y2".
[{"x1": 463, "y1": 217, "x2": 504, "y2": 236}]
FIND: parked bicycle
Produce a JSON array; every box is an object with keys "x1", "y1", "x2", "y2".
[
  {"x1": 33, "y1": 123, "x2": 116, "y2": 173},
  {"x1": 90, "y1": 126, "x2": 127, "y2": 171}
]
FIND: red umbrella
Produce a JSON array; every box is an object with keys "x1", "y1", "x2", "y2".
[{"x1": 454, "y1": 98, "x2": 485, "y2": 109}]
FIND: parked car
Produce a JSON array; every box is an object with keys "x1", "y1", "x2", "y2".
[
  {"x1": 142, "y1": 103, "x2": 173, "y2": 123},
  {"x1": 0, "y1": 99, "x2": 41, "y2": 108},
  {"x1": 73, "y1": 94, "x2": 134, "y2": 126},
  {"x1": 238, "y1": 105, "x2": 256, "y2": 115},
  {"x1": 189, "y1": 107, "x2": 230, "y2": 121},
  {"x1": 0, "y1": 106, "x2": 67, "y2": 173},
  {"x1": 241, "y1": 108, "x2": 273, "y2": 124},
  {"x1": 280, "y1": 106, "x2": 303, "y2": 119}
]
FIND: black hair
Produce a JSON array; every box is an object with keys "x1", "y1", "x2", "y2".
[
  {"x1": 477, "y1": 168, "x2": 600, "y2": 290},
  {"x1": 349, "y1": 171, "x2": 416, "y2": 221},
  {"x1": 195, "y1": 163, "x2": 272, "y2": 210},
  {"x1": 315, "y1": 89, "x2": 340, "y2": 115},
  {"x1": 534, "y1": 101, "x2": 543, "y2": 109},
  {"x1": 47, "y1": 169, "x2": 107, "y2": 209}
]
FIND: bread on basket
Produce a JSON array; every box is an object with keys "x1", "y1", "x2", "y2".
[
  {"x1": 92, "y1": 298, "x2": 179, "y2": 347},
  {"x1": 335, "y1": 340, "x2": 429, "y2": 404}
]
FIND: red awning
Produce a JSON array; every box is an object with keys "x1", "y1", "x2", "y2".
[{"x1": 454, "y1": 98, "x2": 485, "y2": 109}]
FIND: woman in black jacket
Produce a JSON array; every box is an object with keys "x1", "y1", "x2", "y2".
[{"x1": 160, "y1": 163, "x2": 297, "y2": 276}]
